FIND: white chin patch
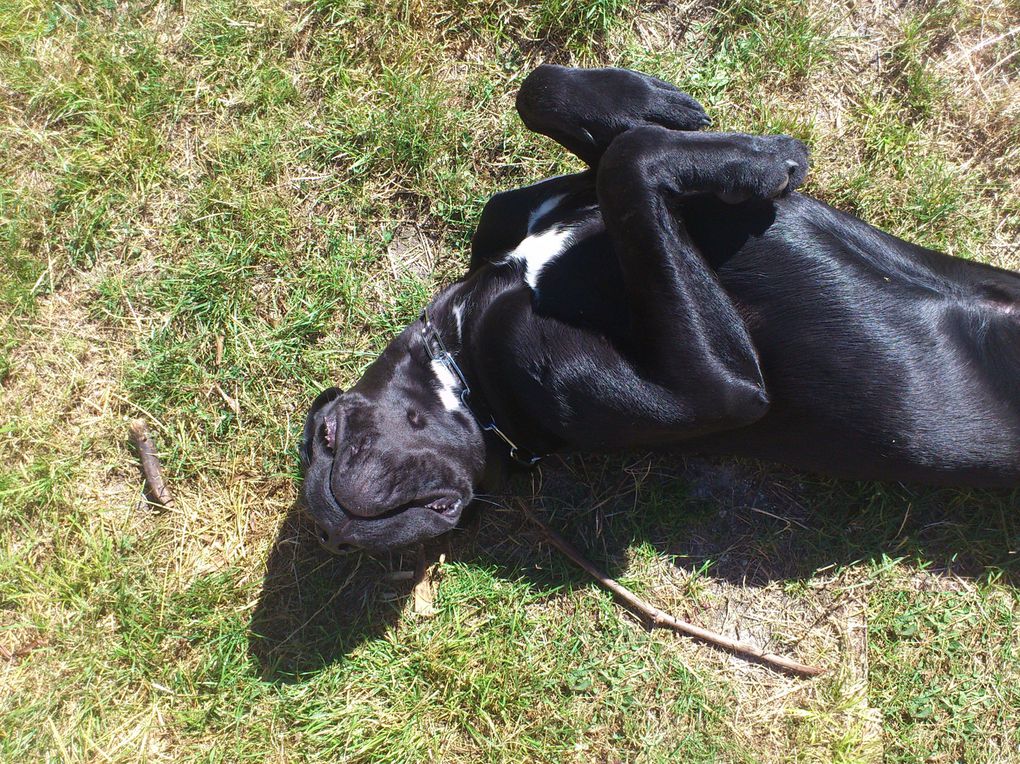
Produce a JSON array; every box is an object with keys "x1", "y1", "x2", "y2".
[{"x1": 430, "y1": 360, "x2": 463, "y2": 412}]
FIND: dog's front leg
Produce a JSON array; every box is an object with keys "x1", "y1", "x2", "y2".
[{"x1": 507, "y1": 128, "x2": 811, "y2": 448}]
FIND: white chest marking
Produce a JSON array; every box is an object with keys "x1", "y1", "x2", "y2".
[
  {"x1": 452, "y1": 301, "x2": 465, "y2": 338},
  {"x1": 508, "y1": 226, "x2": 574, "y2": 291},
  {"x1": 528, "y1": 194, "x2": 565, "y2": 233},
  {"x1": 430, "y1": 359, "x2": 463, "y2": 412}
]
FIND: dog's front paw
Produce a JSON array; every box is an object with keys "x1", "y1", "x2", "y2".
[{"x1": 717, "y1": 135, "x2": 810, "y2": 204}]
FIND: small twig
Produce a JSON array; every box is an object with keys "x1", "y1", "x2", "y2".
[
  {"x1": 129, "y1": 419, "x2": 174, "y2": 509},
  {"x1": 213, "y1": 383, "x2": 240, "y2": 416},
  {"x1": 521, "y1": 504, "x2": 824, "y2": 678},
  {"x1": 0, "y1": 638, "x2": 46, "y2": 663},
  {"x1": 948, "y1": 26, "x2": 1020, "y2": 63},
  {"x1": 985, "y1": 48, "x2": 1020, "y2": 76}
]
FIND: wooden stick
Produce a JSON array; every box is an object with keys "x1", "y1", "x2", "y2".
[
  {"x1": 129, "y1": 419, "x2": 174, "y2": 509},
  {"x1": 521, "y1": 504, "x2": 824, "y2": 678}
]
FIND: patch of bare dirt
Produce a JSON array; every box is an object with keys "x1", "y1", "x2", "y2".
[{"x1": 386, "y1": 222, "x2": 438, "y2": 280}]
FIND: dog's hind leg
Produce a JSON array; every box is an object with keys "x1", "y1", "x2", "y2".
[{"x1": 515, "y1": 65, "x2": 711, "y2": 167}]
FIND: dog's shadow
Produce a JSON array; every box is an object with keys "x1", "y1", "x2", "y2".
[
  {"x1": 248, "y1": 453, "x2": 1018, "y2": 681},
  {"x1": 247, "y1": 506, "x2": 407, "y2": 680}
]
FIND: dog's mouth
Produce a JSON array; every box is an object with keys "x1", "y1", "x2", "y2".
[
  {"x1": 424, "y1": 497, "x2": 462, "y2": 517},
  {"x1": 324, "y1": 467, "x2": 465, "y2": 522},
  {"x1": 314, "y1": 482, "x2": 466, "y2": 551}
]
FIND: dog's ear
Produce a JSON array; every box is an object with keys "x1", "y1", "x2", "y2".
[{"x1": 300, "y1": 386, "x2": 343, "y2": 469}]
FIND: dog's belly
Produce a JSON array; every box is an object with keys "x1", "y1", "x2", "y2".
[{"x1": 686, "y1": 197, "x2": 1020, "y2": 485}]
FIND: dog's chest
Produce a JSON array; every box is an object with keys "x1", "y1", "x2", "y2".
[{"x1": 501, "y1": 196, "x2": 627, "y2": 335}]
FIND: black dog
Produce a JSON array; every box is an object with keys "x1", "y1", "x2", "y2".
[{"x1": 301, "y1": 65, "x2": 1020, "y2": 553}]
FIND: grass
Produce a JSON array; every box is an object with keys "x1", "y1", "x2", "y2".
[{"x1": 1, "y1": 0, "x2": 1019, "y2": 761}]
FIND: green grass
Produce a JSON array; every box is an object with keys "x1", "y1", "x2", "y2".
[{"x1": 2, "y1": 0, "x2": 1019, "y2": 761}]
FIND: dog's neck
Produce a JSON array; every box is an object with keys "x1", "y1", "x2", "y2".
[{"x1": 422, "y1": 270, "x2": 562, "y2": 469}]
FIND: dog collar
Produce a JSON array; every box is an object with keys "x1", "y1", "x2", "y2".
[{"x1": 420, "y1": 308, "x2": 543, "y2": 467}]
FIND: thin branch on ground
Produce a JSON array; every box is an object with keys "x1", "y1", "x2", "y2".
[
  {"x1": 129, "y1": 418, "x2": 174, "y2": 509},
  {"x1": 520, "y1": 502, "x2": 825, "y2": 678}
]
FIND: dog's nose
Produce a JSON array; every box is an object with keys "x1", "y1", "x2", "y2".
[{"x1": 315, "y1": 521, "x2": 358, "y2": 555}]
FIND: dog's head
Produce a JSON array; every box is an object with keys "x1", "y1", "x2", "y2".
[{"x1": 300, "y1": 312, "x2": 487, "y2": 553}]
